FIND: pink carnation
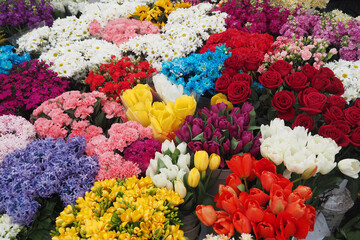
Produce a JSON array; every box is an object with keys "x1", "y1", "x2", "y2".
[
  {"x1": 301, "y1": 49, "x2": 312, "y2": 61},
  {"x1": 48, "y1": 108, "x2": 72, "y2": 126},
  {"x1": 74, "y1": 105, "x2": 94, "y2": 119},
  {"x1": 34, "y1": 117, "x2": 67, "y2": 139},
  {"x1": 86, "y1": 135, "x2": 111, "y2": 156},
  {"x1": 89, "y1": 20, "x2": 103, "y2": 36},
  {"x1": 102, "y1": 101, "x2": 127, "y2": 120}
]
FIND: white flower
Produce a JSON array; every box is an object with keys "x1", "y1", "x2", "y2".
[
  {"x1": 177, "y1": 169, "x2": 187, "y2": 182},
  {"x1": 153, "y1": 74, "x2": 184, "y2": 103},
  {"x1": 0, "y1": 214, "x2": 23, "y2": 239},
  {"x1": 152, "y1": 173, "x2": 168, "y2": 188},
  {"x1": 260, "y1": 136, "x2": 289, "y2": 165},
  {"x1": 283, "y1": 149, "x2": 317, "y2": 174},
  {"x1": 176, "y1": 142, "x2": 187, "y2": 155},
  {"x1": 174, "y1": 179, "x2": 187, "y2": 198},
  {"x1": 145, "y1": 159, "x2": 157, "y2": 177},
  {"x1": 240, "y1": 233, "x2": 254, "y2": 240},
  {"x1": 177, "y1": 154, "x2": 190, "y2": 172},
  {"x1": 338, "y1": 159, "x2": 360, "y2": 179},
  {"x1": 260, "y1": 118, "x2": 291, "y2": 140},
  {"x1": 160, "y1": 164, "x2": 179, "y2": 180},
  {"x1": 161, "y1": 139, "x2": 176, "y2": 153}
]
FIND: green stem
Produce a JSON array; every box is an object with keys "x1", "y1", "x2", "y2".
[
  {"x1": 243, "y1": 178, "x2": 248, "y2": 193},
  {"x1": 292, "y1": 177, "x2": 303, "y2": 184}
]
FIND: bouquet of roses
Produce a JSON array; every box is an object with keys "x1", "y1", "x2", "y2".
[
  {"x1": 129, "y1": 0, "x2": 191, "y2": 28},
  {"x1": 84, "y1": 56, "x2": 157, "y2": 102},
  {"x1": 0, "y1": 45, "x2": 30, "y2": 75},
  {"x1": 121, "y1": 84, "x2": 197, "y2": 141},
  {"x1": 175, "y1": 102, "x2": 261, "y2": 162},
  {"x1": 0, "y1": 137, "x2": 99, "y2": 226},
  {"x1": 53, "y1": 176, "x2": 185, "y2": 239},
  {"x1": 89, "y1": 18, "x2": 160, "y2": 46},
  {"x1": 0, "y1": 59, "x2": 69, "y2": 116},
  {"x1": 215, "y1": 0, "x2": 291, "y2": 35},
  {"x1": 0, "y1": 115, "x2": 36, "y2": 164},
  {"x1": 201, "y1": 29, "x2": 274, "y2": 73},
  {"x1": 259, "y1": 36, "x2": 338, "y2": 73},
  {"x1": 196, "y1": 153, "x2": 316, "y2": 239}
]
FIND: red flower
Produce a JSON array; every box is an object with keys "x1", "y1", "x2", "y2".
[
  {"x1": 226, "y1": 153, "x2": 254, "y2": 179},
  {"x1": 227, "y1": 81, "x2": 251, "y2": 104},
  {"x1": 269, "y1": 60, "x2": 292, "y2": 77},
  {"x1": 254, "y1": 158, "x2": 277, "y2": 178},
  {"x1": 196, "y1": 205, "x2": 217, "y2": 226},
  {"x1": 249, "y1": 188, "x2": 270, "y2": 207},
  {"x1": 245, "y1": 199, "x2": 265, "y2": 223},
  {"x1": 285, "y1": 72, "x2": 309, "y2": 92},
  {"x1": 216, "y1": 188, "x2": 239, "y2": 215},
  {"x1": 293, "y1": 185, "x2": 313, "y2": 201},
  {"x1": 259, "y1": 70, "x2": 283, "y2": 89},
  {"x1": 285, "y1": 199, "x2": 306, "y2": 219},
  {"x1": 225, "y1": 173, "x2": 242, "y2": 195},
  {"x1": 257, "y1": 212, "x2": 276, "y2": 239},
  {"x1": 232, "y1": 210, "x2": 252, "y2": 234},
  {"x1": 292, "y1": 114, "x2": 315, "y2": 132},
  {"x1": 277, "y1": 212, "x2": 310, "y2": 239},
  {"x1": 318, "y1": 125, "x2": 350, "y2": 147},
  {"x1": 213, "y1": 216, "x2": 235, "y2": 238},
  {"x1": 271, "y1": 90, "x2": 296, "y2": 121},
  {"x1": 260, "y1": 171, "x2": 278, "y2": 192}
]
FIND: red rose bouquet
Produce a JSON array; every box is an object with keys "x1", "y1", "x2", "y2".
[
  {"x1": 196, "y1": 154, "x2": 315, "y2": 239},
  {"x1": 84, "y1": 56, "x2": 157, "y2": 102}
]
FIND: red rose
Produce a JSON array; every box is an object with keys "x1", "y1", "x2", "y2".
[
  {"x1": 227, "y1": 81, "x2": 251, "y2": 104},
  {"x1": 318, "y1": 125, "x2": 350, "y2": 147},
  {"x1": 331, "y1": 120, "x2": 351, "y2": 135},
  {"x1": 233, "y1": 73, "x2": 252, "y2": 86},
  {"x1": 344, "y1": 106, "x2": 360, "y2": 127},
  {"x1": 298, "y1": 88, "x2": 318, "y2": 106},
  {"x1": 224, "y1": 55, "x2": 244, "y2": 71},
  {"x1": 326, "y1": 77, "x2": 345, "y2": 95},
  {"x1": 215, "y1": 74, "x2": 232, "y2": 93},
  {"x1": 349, "y1": 127, "x2": 360, "y2": 146},
  {"x1": 318, "y1": 67, "x2": 335, "y2": 78},
  {"x1": 323, "y1": 106, "x2": 345, "y2": 124},
  {"x1": 272, "y1": 90, "x2": 296, "y2": 121},
  {"x1": 355, "y1": 99, "x2": 360, "y2": 108},
  {"x1": 206, "y1": 33, "x2": 223, "y2": 44},
  {"x1": 311, "y1": 74, "x2": 331, "y2": 92},
  {"x1": 222, "y1": 68, "x2": 238, "y2": 76},
  {"x1": 269, "y1": 60, "x2": 293, "y2": 77},
  {"x1": 292, "y1": 114, "x2": 315, "y2": 131},
  {"x1": 200, "y1": 44, "x2": 219, "y2": 53},
  {"x1": 327, "y1": 95, "x2": 347, "y2": 109},
  {"x1": 301, "y1": 64, "x2": 318, "y2": 81},
  {"x1": 259, "y1": 71, "x2": 283, "y2": 89},
  {"x1": 299, "y1": 91, "x2": 327, "y2": 115},
  {"x1": 244, "y1": 55, "x2": 262, "y2": 72},
  {"x1": 285, "y1": 72, "x2": 309, "y2": 92}
]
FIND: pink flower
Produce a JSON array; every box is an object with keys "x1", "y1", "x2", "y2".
[
  {"x1": 70, "y1": 120, "x2": 90, "y2": 137},
  {"x1": 84, "y1": 125, "x2": 103, "y2": 140},
  {"x1": 301, "y1": 50, "x2": 312, "y2": 61},
  {"x1": 74, "y1": 106, "x2": 94, "y2": 119},
  {"x1": 86, "y1": 135, "x2": 111, "y2": 156},
  {"x1": 34, "y1": 117, "x2": 67, "y2": 139},
  {"x1": 102, "y1": 101, "x2": 126, "y2": 120},
  {"x1": 330, "y1": 48, "x2": 338, "y2": 55},
  {"x1": 89, "y1": 20, "x2": 103, "y2": 36},
  {"x1": 48, "y1": 108, "x2": 72, "y2": 126}
]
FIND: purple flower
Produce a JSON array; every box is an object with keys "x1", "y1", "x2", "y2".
[
  {"x1": 249, "y1": 134, "x2": 262, "y2": 156},
  {"x1": 215, "y1": 115, "x2": 231, "y2": 131},
  {"x1": 210, "y1": 102, "x2": 227, "y2": 114},
  {"x1": 240, "y1": 131, "x2": 254, "y2": 147},
  {"x1": 212, "y1": 128, "x2": 223, "y2": 141},
  {"x1": 175, "y1": 123, "x2": 191, "y2": 142},
  {"x1": 231, "y1": 139, "x2": 243, "y2": 154},
  {"x1": 203, "y1": 140, "x2": 221, "y2": 155},
  {"x1": 188, "y1": 141, "x2": 203, "y2": 152},
  {"x1": 222, "y1": 138, "x2": 231, "y2": 155},
  {"x1": 240, "y1": 102, "x2": 254, "y2": 114},
  {"x1": 203, "y1": 124, "x2": 213, "y2": 140},
  {"x1": 191, "y1": 118, "x2": 204, "y2": 138}
]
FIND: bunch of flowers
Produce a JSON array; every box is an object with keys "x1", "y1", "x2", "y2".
[
  {"x1": 0, "y1": 45, "x2": 30, "y2": 75},
  {"x1": 32, "y1": 90, "x2": 126, "y2": 140},
  {"x1": 122, "y1": 84, "x2": 197, "y2": 141},
  {"x1": 84, "y1": 56, "x2": 157, "y2": 102},
  {"x1": 89, "y1": 18, "x2": 160, "y2": 46},
  {"x1": 85, "y1": 121, "x2": 153, "y2": 180},
  {"x1": 260, "y1": 118, "x2": 341, "y2": 175},
  {"x1": 120, "y1": 3, "x2": 227, "y2": 70},
  {"x1": 50, "y1": 0, "x2": 86, "y2": 16},
  {"x1": 325, "y1": 59, "x2": 360, "y2": 102},
  {"x1": 279, "y1": 9, "x2": 360, "y2": 61},
  {"x1": 129, "y1": 0, "x2": 191, "y2": 28},
  {"x1": 259, "y1": 36, "x2": 338, "y2": 73},
  {"x1": 161, "y1": 45, "x2": 231, "y2": 95},
  {"x1": 53, "y1": 176, "x2": 185, "y2": 239},
  {"x1": 0, "y1": 137, "x2": 99, "y2": 225},
  {"x1": 0, "y1": 59, "x2": 69, "y2": 116},
  {"x1": 0, "y1": 0, "x2": 53, "y2": 35},
  {"x1": 269, "y1": 0, "x2": 329, "y2": 10},
  {"x1": 123, "y1": 138, "x2": 162, "y2": 172},
  {"x1": 175, "y1": 102, "x2": 261, "y2": 161},
  {"x1": 216, "y1": 0, "x2": 291, "y2": 35},
  {"x1": 196, "y1": 154, "x2": 316, "y2": 239},
  {"x1": 201, "y1": 29, "x2": 274, "y2": 71},
  {"x1": 0, "y1": 214, "x2": 23, "y2": 239},
  {"x1": 0, "y1": 115, "x2": 36, "y2": 164}
]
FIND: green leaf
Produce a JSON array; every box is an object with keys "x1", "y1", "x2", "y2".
[
  {"x1": 246, "y1": 126, "x2": 260, "y2": 131},
  {"x1": 157, "y1": 158, "x2": 166, "y2": 172},
  {"x1": 243, "y1": 141, "x2": 253, "y2": 153},
  {"x1": 197, "y1": 181, "x2": 206, "y2": 201},
  {"x1": 94, "y1": 111, "x2": 105, "y2": 127},
  {"x1": 221, "y1": 129, "x2": 229, "y2": 139},
  {"x1": 192, "y1": 132, "x2": 205, "y2": 142},
  {"x1": 259, "y1": 94, "x2": 268, "y2": 101},
  {"x1": 231, "y1": 137, "x2": 240, "y2": 151},
  {"x1": 249, "y1": 108, "x2": 256, "y2": 126}
]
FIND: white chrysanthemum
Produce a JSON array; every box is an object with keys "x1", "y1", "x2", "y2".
[{"x1": 203, "y1": 233, "x2": 231, "y2": 240}]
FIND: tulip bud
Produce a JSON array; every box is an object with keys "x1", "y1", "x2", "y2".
[
  {"x1": 188, "y1": 168, "x2": 200, "y2": 188},
  {"x1": 194, "y1": 151, "x2": 209, "y2": 171},
  {"x1": 338, "y1": 158, "x2": 360, "y2": 179},
  {"x1": 209, "y1": 153, "x2": 221, "y2": 170},
  {"x1": 174, "y1": 179, "x2": 187, "y2": 198},
  {"x1": 301, "y1": 165, "x2": 318, "y2": 180}
]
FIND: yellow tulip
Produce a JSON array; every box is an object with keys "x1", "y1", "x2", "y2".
[
  {"x1": 188, "y1": 168, "x2": 200, "y2": 188},
  {"x1": 211, "y1": 93, "x2": 233, "y2": 110},
  {"x1": 149, "y1": 102, "x2": 177, "y2": 140},
  {"x1": 173, "y1": 95, "x2": 197, "y2": 120},
  {"x1": 126, "y1": 101, "x2": 152, "y2": 126},
  {"x1": 121, "y1": 84, "x2": 153, "y2": 108},
  {"x1": 194, "y1": 151, "x2": 209, "y2": 171},
  {"x1": 209, "y1": 153, "x2": 221, "y2": 171}
]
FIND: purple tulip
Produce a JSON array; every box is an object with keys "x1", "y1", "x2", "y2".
[
  {"x1": 240, "y1": 102, "x2": 254, "y2": 114},
  {"x1": 212, "y1": 129, "x2": 223, "y2": 141},
  {"x1": 191, "y1": 118, "x2": 204, "y2": 138},
  {"x1": 249, "y1": 134, "x2": 262, "y2": 156},
  {"x1": 231, "y1": 139, "x2": 243, "y2": 154},
  {"x1": 231, "y1": 107, "x2": 241, "y2": 114},
  {"x1": 241, "y1": 112, "x2": 251, "y2": 127},
  {"x1": 184, "y1": 115, "x2": 195, "y2": 125},
  {"x1": 210, "y1": 102, "x2": 227, "y2": 114},
  {"x1": 240, "y1": 130, "x2": 254, "y2": 146},
  {"x1": 203, "y1": 124, "x2": 213, "y2": 140},
  {"x1": 203, "y1": 140, "x2": 221, "y2": 155},
  {"x1": 222, "y1": 138, "x2": 231, "y2": 155},
  {"x1": 229, "y1": 125, "x2": 239, "y2": 139},
  {"x1": 199, "y1": 107, "x2": 211, "y2": 118},
  {"x1": 188, "y1": 141, "x2": 204, "y2": 152},
  {"x1": 175, "y1": 124, "x2": 191, "y2": 142},
  {"x1": 232, "y1": 115, "x2": 245, "y2": 131}
]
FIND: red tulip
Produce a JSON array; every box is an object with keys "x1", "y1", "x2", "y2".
[
  {"x1": 216, "y1": 189, "x2": 239, "y2": 215},
  {"x1": 232, "y1": 210, "x2": 252, "y2": 234},
  {"x1": 277, "y1": 211, "x2": 311, "y2": 239},
  {"x1": 302, "y1": 205, "x2": 316, "y2": 231},
  {"x1": 260, "y1": 171, "x2": 278, "y2": 192},
  {"x1": 248, "y1": 157, "x2": 258, "y2": 181},
  {"x1": 245, "y1": 199, "x2": 264, "y2": 223},
  {"x1": 287, "y1": 192, "x2": 302, "y2": 203},
  {"x1": 293, "y1": 185, "x2": 313, "y2": 201},
  {"x1": 213, "y1": 216, "x2": 235, "y2": 238},
  {"x1": 226, "y1": 153, "x2": 253, "y2": 179},
  {"x1": 196, "y1": 205, "x2": 217, "y2": 226},
  {"x1": 216, "y1": 210, "x2": 230, "y2": 220},
  {"x1": 257, "y1": 221, "x2": 276, "y2": 238},
  {"x1": 249, "y1": 188, "x2": 270, "y2": 207},
  {"x1": 274, "y1": 175, "x2": 293, "y2": 197},
  {"x1": 225, "y1": 173, "x2": 243, "y2": 195},
  {"x1": 269, "y1": 188, "x2": 287, "y2": 215},
  {"x1": 285, "y1": 199, "x2": 306, "y2": 219},
  {"x1": 254, "y1": 158, "x2": 276, "y2": 178}
]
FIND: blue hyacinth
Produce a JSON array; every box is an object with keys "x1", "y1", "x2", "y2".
[{"x1": 0, "y1": 45, "x2": 30, "y2": 75}]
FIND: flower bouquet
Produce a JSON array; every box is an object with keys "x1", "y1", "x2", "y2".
[
  {"x1": 0, "y1": 59, "x2": 69, "y2": 117},
  {"x1": 84, "y1": 56, "x2": 157, "y2": 102},
  {"x1": 0, "y1": 115, "x2": 36, "y2": 164},
  {"x1": 121, "y1": 84, "x2": 197, "y2": 141},
  {"x1": 0, "y1": 45, "x2": 30, "y2": 75},
  {"x1": 52, "y1": 176, "x2": 185, "y2": 239}
]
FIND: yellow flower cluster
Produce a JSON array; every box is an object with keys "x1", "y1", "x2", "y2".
[
  {"x1": 0, "y1": 30, "x2": 6, "y2": 45},
  {"x1": 122, "y1": 84, "x2": 197, "y2": 141},
  {"x1": 130, "y1": 0, "x2": 192, "y2": 28},
  {"x1": 53, "y1": 176, "x2": 185, "y2": 240},
  {"x1": 269, "y1": 0, "x2": 329, "y2": 10}
]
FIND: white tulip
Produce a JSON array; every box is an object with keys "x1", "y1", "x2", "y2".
[
  {"x1": 177, "y1": 169, "x2": 187, "y2": 182},
  {"x1": 260, "y1": 137, "x2": 289, "y2": 165},
  {"x1": 161, "y1": 139, "x2": 176, "y2": 153},
  {"x1": 152, "y1": 173, "x2": 168, "y2": 188},
  {"x1": 260, "y1": 118, "x2": 290, "y2": 140},
  {"x1": 146, "y1": 159, "x2": 158, "y2": 176},
  {"x1": 177, "y1": 142, "x2": 188, "y2": 155},
  {"x1": 284, "y1": 149, "x2": 316, "y2": 174},
  {"x1": 338, "y1": 159, "x2": 360, "y2": 179},
  {"x1": 154, "y1": 152, "x2": 164, "y2": 161},
  {"x1": 153, "y1": 73, "x2": 184, "y2": 103},
  {"x1": 315, "y1": 153, "x2": 337, "y2": 175},
  {"x1": 307, "y1": 135, "x2": 341, "y2": 156},
  {"x1": 160, "y1": 165, "x2": 179, "y2": 181},
  {"x1": 177, "y1": 155, "x2": 190, "y2": 172},
  {"x1": 163, "y1": 155, "x2": 174, "y2": 168},
  {"x1": 166, "y1": 180, "x2": 174, "y2": 191},
  {"x1": 174, "y1": 179, "x2": 187, "y2": 198}
]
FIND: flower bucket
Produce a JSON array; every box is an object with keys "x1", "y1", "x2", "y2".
[
  {"x1": 206, "y1": 169, "x2": 232, "y2": 199},
  {"x1": 181, "y1": 214, "x2": 201, "y2": 240}
]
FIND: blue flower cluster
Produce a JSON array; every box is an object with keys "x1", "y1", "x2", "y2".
[
  {"x1": 0, "y1": 137, "x2": 99, "y2": 225},
  {"x1": 161, "y1": 45, "x2": 231, "y2": 95},
  {"x1": 0, "y1": 45, "x2": 30, "y2": 75}
]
